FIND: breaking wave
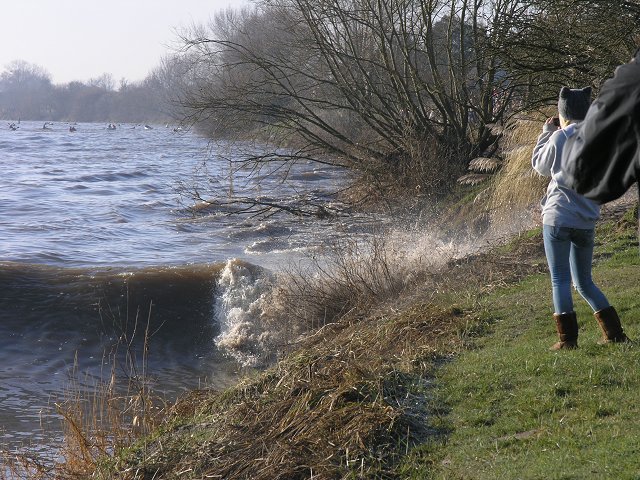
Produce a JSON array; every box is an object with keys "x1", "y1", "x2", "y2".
[{"x1": 213, "y1": 259, "x2": 277, "y2": 367}]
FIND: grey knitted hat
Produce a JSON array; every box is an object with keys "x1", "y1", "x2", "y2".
[{"x1": 558, "y1": 86, "x2": 592, "y2": 121}]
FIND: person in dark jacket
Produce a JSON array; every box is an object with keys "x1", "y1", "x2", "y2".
[
  {"x1": 562, "y1": 50, "x2": 640, "y2": 345},
  {"x1": 564, "y1": 48, "x2": 640, "y2": 213}
]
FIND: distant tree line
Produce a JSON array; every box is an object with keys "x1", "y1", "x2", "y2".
[
  {"x1": 0, "y1": 59, "x2": 184, "y2": 124},
  {"x1": 174, "y1": 0, "x2": 640, "y2": 200}
]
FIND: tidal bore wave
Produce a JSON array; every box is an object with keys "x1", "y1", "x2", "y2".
[
  {"x1": 0, "y1": 258, "x2": 281, "y2": 449},
  {"x1": 0, "y1": 260, "x2": 276, "y2": 366}
]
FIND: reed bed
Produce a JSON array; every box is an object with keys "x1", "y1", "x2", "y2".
[
  {"x1": 488, "y1": 113, "x2": 550, "y2": 224},
  {"x1": 103, "y1": 304, "x2": 468, "y2": 479}
]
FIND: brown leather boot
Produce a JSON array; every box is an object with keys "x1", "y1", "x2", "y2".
[
  {"x1": 550, "y1": 312, "x2": 578, "y2": 350},
  {"x1": 594, "y1": 306, "x2": 630, "y2": 344}
]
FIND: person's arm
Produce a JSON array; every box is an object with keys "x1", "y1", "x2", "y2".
[{"x1": 531, "y1": 119, "x2": 560, "y2": 177}]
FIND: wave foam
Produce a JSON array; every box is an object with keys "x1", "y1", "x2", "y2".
[{"x1": 214, "y1": 259, "x2": 275, "y2": 367}]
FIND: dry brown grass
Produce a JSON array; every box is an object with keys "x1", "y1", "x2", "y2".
[
  {"x1": 51, "y1": 364, "x2": 167, "y2": 478},
  {"x1": 267, "y1": 235, "x2": 419, "y2": 329},
  {"x1": 468, "y1": 157, "x2": 501, "y2": 174},
  {"x1": 103, "y1": 303, "x2": 468, "y2": 479},
  {"x1": 488, "y1": 113, "x2": 550, "y2": 224}
]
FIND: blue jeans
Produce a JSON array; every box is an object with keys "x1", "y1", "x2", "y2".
[{"x1": 542, "y1": 224, "x2": 610, "y2": 314}]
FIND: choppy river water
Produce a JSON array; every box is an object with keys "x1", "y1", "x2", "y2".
[{"x1": 0, "y1": 121, "x2": 380, "y2": 456}]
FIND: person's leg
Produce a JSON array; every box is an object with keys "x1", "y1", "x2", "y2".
[
  {"x1": 569, "y1": 228, "x2": 629, "y2": 343},
  {"x1": 543, "y1": 225, "x2": 578, "y2": 349},
  {"x1": 543, "y1": 225, "x2": 574, "y2": 314},
  {"x1": 594, "y1": 306, "x2": 630, "y2": 343},
  {"x1": 568, "y1": 228, "x2": 609, "y2": 311}
]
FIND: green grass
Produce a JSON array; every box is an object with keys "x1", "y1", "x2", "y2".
[{"x1": 402, "y1": 216, "x2": 640, "y2": 479}]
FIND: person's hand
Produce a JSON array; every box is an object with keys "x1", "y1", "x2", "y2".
[
  {"x1": 544, "y1": 117, "x2": 560, "y2": 131},
  {"x1": 547, "y1": 117, "x2": 560, "y2": 127}
]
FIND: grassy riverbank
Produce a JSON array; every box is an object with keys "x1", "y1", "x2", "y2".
[
  {"x1": 401, "y1": 206, "x2": 640, "y2": 478},
  {"x1": 82, "y1": 199, "x2": 638, "y2": 478}
]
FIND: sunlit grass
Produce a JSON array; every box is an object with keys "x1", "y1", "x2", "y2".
[{"x1": 402, "y1": 210, "x2": 640, "y2": 479}]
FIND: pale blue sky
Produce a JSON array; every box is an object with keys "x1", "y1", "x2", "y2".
[{"x1": 0, "y1": 0, "x2": 248, "y2": 84}]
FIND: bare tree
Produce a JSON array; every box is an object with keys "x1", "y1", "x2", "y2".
[
  {"x1": 88, "y1": 73, "x2": 116, "y2": 91},
  {"x1": 494, "y1": 0, "x2": 638, "y2": 105},
  {"x1": 175, "y1": 0, "x2": 638, "y2": 208}
]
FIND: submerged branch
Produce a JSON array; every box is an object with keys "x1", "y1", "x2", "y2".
[{"x1": 191, "y1": 194, "x2": 351, "y2": 219}]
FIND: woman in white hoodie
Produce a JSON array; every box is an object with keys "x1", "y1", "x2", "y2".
[{"x1": 531, "y1": 86, "x2": 629, "y2": 350}]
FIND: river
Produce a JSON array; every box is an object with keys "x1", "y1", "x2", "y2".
[{"x1": 0, "y1": 120, "x2": 380, "y2": 457}]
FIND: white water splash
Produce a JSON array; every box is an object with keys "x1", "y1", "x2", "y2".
[{"x1": 214, "y1": 259, "x2": 275, "y2": 366}]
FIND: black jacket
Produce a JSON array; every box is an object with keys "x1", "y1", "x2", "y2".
[{"x1": 564, "y1": 53, "x2": 640, "y2": 204}]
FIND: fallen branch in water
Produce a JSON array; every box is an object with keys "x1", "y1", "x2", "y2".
[{"x1": 190, "y1": 194, "x2": 351, "y2": 219}]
